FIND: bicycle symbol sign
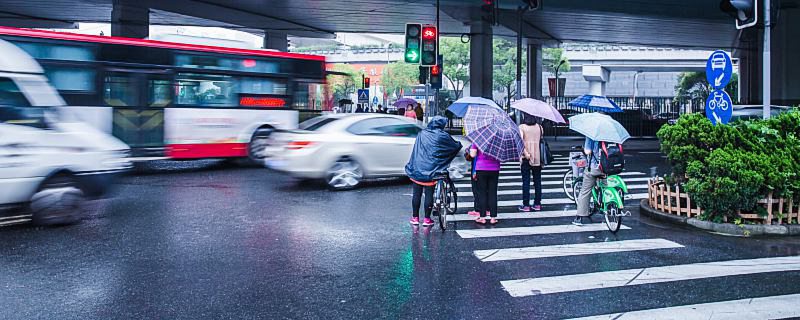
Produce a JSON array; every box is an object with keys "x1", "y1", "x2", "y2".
[{"x1": 706, "y1": 89, "x2": 733, "y2": 125}]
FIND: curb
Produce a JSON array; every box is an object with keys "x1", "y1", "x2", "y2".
[{"x1": 639, "y1": 199, "x2": 800, "y2": 237}]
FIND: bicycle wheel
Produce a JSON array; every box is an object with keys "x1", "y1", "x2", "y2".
[
  {"x1": 573, "y1": 179, "x2": 583, "y2": 205},
  {"x1": 604, "y1": 203, "x2": 623, "y2": 233},
  {"x1": 446, "y1": 186, "x2": 458, "y2": 214},
  {"x1": 562, "y1": 170, "x2": 575, "y2": 201},
  {"x1": 437, "y1": 182, "x2": 448, "y2": 231}
]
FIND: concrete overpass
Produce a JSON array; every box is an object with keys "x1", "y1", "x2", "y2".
[{"x1": 0, "y1": 0, "x2": 797, "y2": 105}]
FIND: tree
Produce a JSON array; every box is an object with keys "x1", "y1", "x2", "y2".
[
  {"x1": 493, "y1": 39, "x2": 527, "y2": 109},
  {"x1": 542, "y1": 48, "x2": 571, "y2": 78},
  {"x1": 675, "y1": 72, "x2": 739, "y2": 102},
  {"x1": 328, "y1": 64, "x2": 360, "y2": 102},
  {"x1": 440, "y1": 37, "x2": 469, "y2": 100},
  {"x1": 382, "y1": 61, "x2": 419, "y2": 99}
]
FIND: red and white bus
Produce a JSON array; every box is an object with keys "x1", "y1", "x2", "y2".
[{"x1": 0, "y1": 26, "x2": 328, "y2": 161}]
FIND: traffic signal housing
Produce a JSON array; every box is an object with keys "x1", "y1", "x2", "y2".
[
  {"x1": 363, "y1": 77, "x2": 370, "y2": 89},
  {"x1": 420, "y1": 25, "x2": 438, "y2": 66},
  {"x1": 404, "y1": 23, "x2": 422, "y2": 63},
  {"x1": 481, "y1": 0, "x2": 498, "y2": 25},
  {"x1": 430, "y1": 56, "x2": 443, "y2": 89},
  {"x1": 418, "y1": 66, "x2": 428, "y2": 84},
  {"x1": 721, "y1": 0, "x2": 758, "y2": 29}
]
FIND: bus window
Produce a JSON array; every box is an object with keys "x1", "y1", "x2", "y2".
[
  {"x1": 175, "y1": 73, "x2": 236, "y2": 107},
  {"x1": 13, "y1": 41, "x2": 94, "y2": 61},
  {"x1": 239, "y1": 77, "x2": 287, "y2": 95},
  {"x1": 104, "y1": 75, "x2": 138, "y2": 107},
  {"x1": 293, "y1": 82, "x2": 325, "y2": 110},
  {"x1": 44, "y1": 67, "x2": 95, "y2": 92},
  {"x1": 149, "y1": 79, "x2": 171, "y2": 107}
]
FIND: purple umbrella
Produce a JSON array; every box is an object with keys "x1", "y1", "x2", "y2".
[
  {"x1": 464, "y1": 107, "x2": 524, "y2": 162},
  {"x1": 511, "y1": 98, "x2": 566, "y2": 123},
  {"x1": 393, "y1": 98, "x2": 418, "y2": 108}
]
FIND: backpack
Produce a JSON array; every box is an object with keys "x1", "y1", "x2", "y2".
[{"x1": 598, "y1": 141, "x2": 625, "y2": 175}]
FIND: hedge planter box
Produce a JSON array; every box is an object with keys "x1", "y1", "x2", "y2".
[{"x1": 647, "y1": 178, "x2": 800, "y2": 225}]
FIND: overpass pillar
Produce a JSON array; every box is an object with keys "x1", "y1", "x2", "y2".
[
  {"x1": 469, "y1": 21, "x2": 493, "y2": 99},
  {"x1": 582, "y1": 65, "x2": 610, "y2": 96},
  {"x1": 527, "y1": 42, "x2": 543, "y2": 99},
  {"x1": 263, "y1": 32, "x2": 288, "y2": 52},
  {"x1": 111, "y1": 0, "x2": 149, "y2": 38}
]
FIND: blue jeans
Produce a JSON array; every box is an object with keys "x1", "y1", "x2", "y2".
[{"x1": 521, "y1": 161, "x2": 542, "y2": 207}]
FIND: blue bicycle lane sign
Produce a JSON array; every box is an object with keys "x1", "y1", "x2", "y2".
[{"x1": 706, "y1": 89, "x2": 733, "y2": 125}]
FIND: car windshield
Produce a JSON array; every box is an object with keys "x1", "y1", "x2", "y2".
[{"x1": 299, "y1": 117, "x2": 339, "y2": 131}]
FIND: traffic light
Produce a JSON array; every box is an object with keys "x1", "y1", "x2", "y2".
[
  {"x1": 418, "y1": 66, "x2": 428, "y2": 84},
  {"x1": 430, "y1": 56, "x2": 443, "y2": 89},
  {"x1": 420, "y1": 25, "x2": 438, "y2": 66},
  {"x1": 720, "y1": 0, "x2": 758, "y2": 29},
  {"x1": 481, "y1": 0, "x2": 498, "y2": 25},
  {"x1": 404, "y1": 23, "x2": 422, "y2": 63},
  {"x1": 363, "y1": 77, "x2": 370, "y2": 89}
]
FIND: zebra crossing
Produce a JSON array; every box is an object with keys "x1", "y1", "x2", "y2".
[{"x1": 448, "y1": 154, "x2": 800, "y2": 319}]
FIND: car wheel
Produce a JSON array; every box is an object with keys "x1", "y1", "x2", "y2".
[
  {"x1": 326, "y1": 157, "x2": 363, "y2": 191},
  {"x1": 247, "y1": 127, "x2": 274, "y2": 163},
  {"x1": 30, "y1": 175, "x2": 86, "y2": 226}
]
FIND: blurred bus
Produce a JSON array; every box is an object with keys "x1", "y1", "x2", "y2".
[{"x1": 0, "y1": 27, "x2": 328, "y2": 161}]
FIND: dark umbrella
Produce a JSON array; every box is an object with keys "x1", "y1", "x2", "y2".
[{"x1": 338, "y1": 99, "x2": 353, "y2": 105}]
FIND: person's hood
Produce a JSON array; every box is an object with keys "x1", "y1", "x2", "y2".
[{"x1": 427, "y1": 116, "x2": 448, "y2": 130}]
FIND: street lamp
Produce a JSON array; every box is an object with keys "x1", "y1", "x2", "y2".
[{"x1": 554, "y1": 59, "x2": 566, "y2": 107}]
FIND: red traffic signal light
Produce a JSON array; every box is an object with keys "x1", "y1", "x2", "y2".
[
  {"x1": 422, "y1": 26, "x2": 437, "y2": 40},
  {"x1": 364, "y1": 77, "x2": 370, "y2": 88},
  {"x1": 431, "y1": 65, "x2": 440, "y2": 76}
]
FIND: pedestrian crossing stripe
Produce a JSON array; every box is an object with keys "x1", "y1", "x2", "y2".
[
  {"x1": 495, "y1": 171, "x2": 647, "y2": 180},
  {"x1": 456, "y1": 223, "x2": 631, "y2": 239},
  {"x1": 566, "y1": 293, "x2": 800, "y2": 320},
  {"x1": 455, "y1": 193, "x2": 647, "y2": 208},
  {"x1": 500, "y1": 166, "x2": 571, "y2": 172},
  {"x1": 454, "y1": 177, "x2": 653, "y2": 188},
  {"x1": 449, "y1": 210, "x2": 577, "y2": 221},
  {"x1": 457, "y1": 184, "x2": 648, "y2": 197},
  {"x1": 474, "y1": 239, "x2": 683, "y2": 262},
  {"x1": 500, "y1": 255, "x2": 800, "y2": 297}
]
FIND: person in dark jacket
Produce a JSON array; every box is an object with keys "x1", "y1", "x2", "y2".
[{"x1": 405, "y1": 116, "x2": 462, "y2": 226}]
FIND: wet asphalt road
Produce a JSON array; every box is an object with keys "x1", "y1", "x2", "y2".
[{"x1": 2, "y1": 152, "x2": 800, "y2": 319}]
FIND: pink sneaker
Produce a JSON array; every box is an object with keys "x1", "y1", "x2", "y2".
[
  {"x1": 422, "y1": 218, "x2": 434, "y2": 226},
  {"x1": 467, "y1": 211, "x2": 480, "y2": 216},
  {"x1": 533, "y1": 205, "x2": 542, "y2": 211},
  {"x1": 410, "y1": 217, "x2": 420, "y2": 225}
]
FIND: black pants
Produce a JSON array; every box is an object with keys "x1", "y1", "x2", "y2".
[
  {"x1": 521, "y1": 161, "x2": 542, "y2": 206},
  {"x1": 412, "y1": 183, "x2": 435, "y2": 219},
  {"x1": 475, "y1": 171, "x2": 499, "y2": 218}
]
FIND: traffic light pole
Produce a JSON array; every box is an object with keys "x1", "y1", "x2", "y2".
[
  {"x1": 763, "y1": 0, "x2": 771, "y2": 119},
  {"x1": 436, "y1": 0, "x2": 440, "y2": 118}
]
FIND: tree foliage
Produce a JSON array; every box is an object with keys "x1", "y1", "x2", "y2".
[
  {"x1": 440, "y1": 37, "x2": 469, "y2": 100},
  {"x1": 327, "y1": 64, "x2": 361, "y2": 102},
  {"x1": 675, "y1": 72, "x2": 739, "y2": 102},
  {"x1": 493, "y1": 39, "x2": 526, "y2": 109},
  {"x1": 542, "y1": 47, "x2": 570, "y2": 78},
  {"x1": 382, "y1": 61, "x2": 419, "y2": 99}
]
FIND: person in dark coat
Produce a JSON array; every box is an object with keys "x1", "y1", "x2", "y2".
[{"x1": 405, "y1": 116, "x2": 462, "y2": 226}]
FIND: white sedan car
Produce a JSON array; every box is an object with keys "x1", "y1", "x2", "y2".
[{"x1": 265, "y1": 114, "x2": 467, "y2": 190}]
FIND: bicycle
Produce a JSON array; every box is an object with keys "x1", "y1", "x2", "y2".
[
  {"x1": 432, "y1": 171, "x2": 458, "y2": 231},
  {"x1": 562, "y1": 146, "x2": 630, "y2": 233}
]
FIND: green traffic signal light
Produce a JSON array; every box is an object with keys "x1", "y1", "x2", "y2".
[{"x1": 406, "y1": 49, "x2": 420, "y2": 63}]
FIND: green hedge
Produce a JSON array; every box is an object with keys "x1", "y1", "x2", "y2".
[{"x1": 657, "y1": 110, "x2": 800, "y2": 222}]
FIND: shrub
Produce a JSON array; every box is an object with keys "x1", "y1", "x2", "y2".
[{"x1": 685, "y1": 148, "x2": 764, "y2": 221}]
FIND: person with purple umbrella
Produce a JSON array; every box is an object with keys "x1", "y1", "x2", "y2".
[{"x1": 518, "y1": 114, "x2": 544, "y2": 212}]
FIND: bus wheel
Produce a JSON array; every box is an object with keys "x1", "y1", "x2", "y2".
[
  {"x1": 30, "y1": 175, "x2": 86, "y2": 226},
  {"x1": 247, "y1": 127, "x2": 274, "y2": 163}
]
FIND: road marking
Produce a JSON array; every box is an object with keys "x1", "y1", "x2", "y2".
[
  {"x1": 497, "y1": 171, "x2": 648, "y2": 180},
  {"x1": 456, "y1": 193, "x2": 647, "y2": 208},
  {"x1": 501, "y1": 255, "x2": 800, "y2": 297},
  {"x1": 566, "y1": 293, "x2": 800, "y2": 320},
  {"x1": 457, "y1": 184, "x2": 648, "y2": 197},
  {"x1": 456, "y1": 223, "x2": 630, "y2": 239},
  {"x1": 474, "y1": 239, "x2": 683, "y2": 262},
  {"x1": 454, "y1": 177, "x2": 653, "y2": 188},
  {"x1": 449, "y1": 210, "x2": 577, "y2": 222},
  {"x1": 500, "y1": 166, "x2": 570, "y2": 172}
]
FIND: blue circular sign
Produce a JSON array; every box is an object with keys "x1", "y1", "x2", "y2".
[
  {"x1": 706, "y1": 50, "x2": 733, "y2": 90},
  {"x1": 705, "y1": 90, "x2": 733, "y2": 125}
]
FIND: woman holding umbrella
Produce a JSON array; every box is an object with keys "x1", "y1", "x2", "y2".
[{"x1": 518, "y1": 114, "x2": 544, "y2": 212}]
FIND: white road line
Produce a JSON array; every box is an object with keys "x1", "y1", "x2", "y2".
[
  {"x1": 456, "y1": 193, "x2": 647, "y2": 208},
  {"x1": 474, "y1": 239, "x2": 683, "y2": 262},
  {"x1": 457, "y1": 184, "x2": 648, "y2": 197},
  {"x1": 501, "y1": 255, "x2": 800, "y2": 297},
  {"x1": 454, "y1": 177, "x2": 653, "y2": 188},
  {"x1": 450, "y1": 210, "x2": 577, "y2": 222},
  {"x1": 566, "y1": 293, "x2": 800, "y2": 320},
  {"x1": 499, "y1": 168, "x2": 579, "y2": 174},
  {"x1": 456, "y1": 223, "x2": 630, "y2": 239},
  {"x1": 497, "y1": 171, "x2": 648, "y2": 180},
  {"x1": 500, "y1": 166, "x2": 570, "y2": 173}
]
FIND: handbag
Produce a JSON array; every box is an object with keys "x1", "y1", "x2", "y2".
[{"x1": 539, "y1": 126, "x2": 554, "y2": 166}]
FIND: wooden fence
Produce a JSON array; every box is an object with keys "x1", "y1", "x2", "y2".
[{"x1": 648, "y1": 178, "x2": 800, "y2": 225}]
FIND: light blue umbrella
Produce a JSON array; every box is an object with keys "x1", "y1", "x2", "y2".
[
  {"x1": 568, "y1": 95, "x2": 622, "y2": 113},
  {"x1": 447, "y1": 97, "x2": 501, "y2": 117},
  {"x1": 568, "y1": 113, "x2": 630, "y2": 143}
]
